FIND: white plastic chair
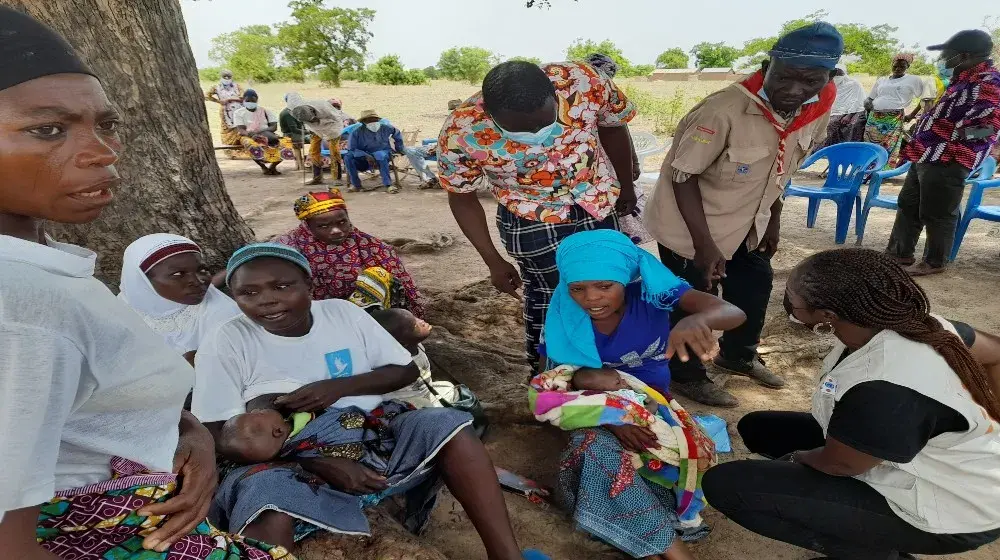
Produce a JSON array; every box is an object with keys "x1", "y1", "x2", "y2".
[{"x1": 631, "y1": 131, "x2": 665, "y2": 185}]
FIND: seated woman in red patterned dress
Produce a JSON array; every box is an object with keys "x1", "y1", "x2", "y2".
[{"x1": 274, "y1": 188, "x2": 425, "y2": 316}]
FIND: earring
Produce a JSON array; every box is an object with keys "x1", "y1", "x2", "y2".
[{"x1": 813, "y1": 322, "x2": 835, "y2": 335}]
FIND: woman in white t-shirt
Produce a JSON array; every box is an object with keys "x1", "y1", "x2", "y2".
[
  {"x1": 702, "y1": 248, "x2": 1000, "y2": 559},
  {"x1": 863, "y1": 53, "x2": 933, "y2": 167},
  {"x1": 118, "y1": 233, "x2": 241, "y2": 366},
  {"x1": 192, "y1": 243, "x2": 543, "y2": 559},
  {"x1": 0, "y1": 7, "x2": 292, "y2": 560}
]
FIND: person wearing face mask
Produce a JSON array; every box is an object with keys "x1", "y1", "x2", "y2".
[
  {"x1": 642, "y1": 23, "x2": 842, "y2": 407},
  {"x1": 438, "y1": 60, "x2": 637, "y2": 371},
  {"x1": 703, "y1": 247, "x2": 1000, "y2": 560},
  {"x1": 231, "y1": 90, "x2": 285, "y2": 176},
  {"x1": 885, "y1": 30, "x2": 1000, "y2": 276},
  {"x1": 205, "y1": 69, "x2": 243, "y2": 145},
  {"x1": 343, "y1": 110, "x2": 405, "y2": 194}
]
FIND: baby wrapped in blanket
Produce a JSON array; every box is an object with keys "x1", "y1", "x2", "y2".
[{"x1": 530, "y1": 364, "x2": 717, "y2": 527}]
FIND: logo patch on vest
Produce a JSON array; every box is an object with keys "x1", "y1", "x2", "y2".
[
  {"x1": 736, "y1": 163, "x2": 751, "y2": 175},
  {"x1": 819, "y1": 375, "x2": 838, "y2": 395}
]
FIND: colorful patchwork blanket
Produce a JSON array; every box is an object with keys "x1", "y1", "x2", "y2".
[{"x1": 529, "y1": 365, "x2": 716, "y2": 522}]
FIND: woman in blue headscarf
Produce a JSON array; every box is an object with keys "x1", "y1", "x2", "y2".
[{"x1": 541, "y1": 229, "x2": 745, "y2": 560}]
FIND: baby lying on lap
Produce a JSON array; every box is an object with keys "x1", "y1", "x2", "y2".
[{"x1": 571, "y1": 367, "x2": 662, "y2": 417}]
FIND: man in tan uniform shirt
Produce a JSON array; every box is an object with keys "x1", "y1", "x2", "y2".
[{"x1": 644, "y1": 22, "x2": 843, "y2": 407}]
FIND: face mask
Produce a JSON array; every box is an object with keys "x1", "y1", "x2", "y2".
[
  {"x1": 497, "y1": 120, "x2": 559, "y2": 145},
  {"x1": 244, "y1": 102, "x2": 258, "y2": 111},
  {"x1": 222, "y1": 78, "x2": 233, "y2": 85},
  {"x1": 365, "y1": 122, "x2": 381, "y2": 133},
  {"x1": 935, "y1": 54, "x2": 960, "y2": 80}
]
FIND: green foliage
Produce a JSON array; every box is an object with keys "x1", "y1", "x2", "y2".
[
  {"x1": 566, "y1": 38, "x2": 633, "y2": 74},
  {"x1": 689, "y1": 42, "x2": 739, "y2": 69},
  {"x1": 276, "y1": 0, "x2": 375, "y2": 87},
  {"x1": 209, "y1": 25, "x2": 282, "y2": 83},
  {"x1": 907, "y1": 56, "x2": 935, "y2": 76},
  {"x1": 625, "y1": 64, "x2": 655, "y2": 77},
  {"x1": 423, "y1": 66, "x2": 440, "y2": 79},
  {"x1": 508, "y1": 56, "x2": 543, "y2": 66},
  {"x1": 199, "y1": 67, "x2": 223, "y2": 82},
  {"x1": 622, "y1": 85, "x2": 699, "y2": 135},
  {"x1": 437, "y1": 47, "x2": 499, "y2": 84},
  {"x1": 365, "y1": 55, "x2": 428, "y2": 85},
  {"x1": 740, "y1": 11, "x2": 902, "y2": 76},
  {"x1": 656, "y1": 48, "x2": 688, "y2": 69}
]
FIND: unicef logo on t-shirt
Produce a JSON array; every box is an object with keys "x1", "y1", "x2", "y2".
[{"x1": 324, "y1": 349, "x2": 353, "y2": 378}]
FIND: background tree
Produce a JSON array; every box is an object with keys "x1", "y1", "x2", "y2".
[
  {"x1": 276, "y1": 0, "x2": 375, "y2": 87},
  {"x1": 690, "y1": 41, "x2": 739, "y2": 68},
  {"x1": 422, "y1": 65, "x2": 440, "y2": 79},
  {"x1": 507, "y1": 55, "x2": 543, "y2": 65},
  {"x1": 740, "y1": 11, "x2": 902, "y2": 76},
  {"x1": 3, "y1": 0, "x2": 254, "y2": 282},
  {"x1": 208, "y1": 24, "x2": 281, "y2": 83},
  {"x1": 655, "y1": 48, "x2": 688, "y2": 69},
  {"x1": 566, "y1": 38, "x2": 632, "y2": 74},
  {"x1": 437, "y1": 46, "x2": 498, "y2": 84},
  {"x1": 366, "y1": 54, "x2": 428, "y2": 85}
]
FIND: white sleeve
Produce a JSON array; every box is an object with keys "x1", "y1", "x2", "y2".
[
  {"x1": 0, "y1": 326, "x2": 82, "y2": 515},
  {"x1": 344, "y1": 305, "x2": 413, "y2": 370},
  {"x1": 192, "y1": 328, "x2": 248, "y2": 423},
  {"x1": 868, "y1": 78, "x2": 881, "y2": 99},
  {"x1": 267, "y1": 109, "x2": 278, "y2": 124}
]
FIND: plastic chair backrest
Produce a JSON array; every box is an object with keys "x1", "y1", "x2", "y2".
[
  {"x1": 807, "y1": 142, "x2": 888, "y2": 190},
  {"x1": 970, "y1": 156, "x2": 997, "y2": 181},
  {"x1": 630, "y1": 131, "x2": 663, "y2": 159}
]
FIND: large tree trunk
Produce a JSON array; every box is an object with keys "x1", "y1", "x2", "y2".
[{"x1": 4, "y1": 0, "x2": 254, "y2": 283}]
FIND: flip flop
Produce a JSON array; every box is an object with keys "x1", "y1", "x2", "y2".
[{"x1": 905, "y1": 263, "x2": 946, "y2": 277}]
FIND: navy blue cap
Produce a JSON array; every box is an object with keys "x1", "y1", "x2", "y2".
[
  {"x1": 928, "y1": 29, "x2": 993, "y2": 56},
  {"x1": 769, "y1": 22, "x2": 844, "y2": 70}
]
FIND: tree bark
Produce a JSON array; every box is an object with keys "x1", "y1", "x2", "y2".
[{"x1": 4, "y1": 0, "x2": 254, "y2": 283}]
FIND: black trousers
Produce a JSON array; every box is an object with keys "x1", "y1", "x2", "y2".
[
  {"x1": 702, "y1": 411, "x2": 1000, "y2": 559},
  {"x1": 658, "y1": 241, "x2": 773, "y2": 383},
  {"x1": 886, "y1": 162, "x2": 971, "y2": 268}
]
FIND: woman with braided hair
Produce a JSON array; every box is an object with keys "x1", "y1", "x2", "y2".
[{"x1": 702, "y1": 248, "x2": 1000, "y2": 560}]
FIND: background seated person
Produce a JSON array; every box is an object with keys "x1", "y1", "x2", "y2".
[
  {"x1": 344, "y1": 110, "x2": 405, "y2": 194},
  {"x1": 232, "y1": 89, "x2": 283, "y2": 176}
]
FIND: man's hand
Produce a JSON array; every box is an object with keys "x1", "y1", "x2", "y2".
[
  {"x1": 139, "y1": 420, "x2": 217, "y2": 552},
  {"x1": 487, "y1": 258, "x2": 523, "y2": 299},
  {"x1": 607, "y1": 425, "x2": 658, "y2": 452},
  {"x1": 274, "y1": 380, "x2": 341, "y2": 412},
  {"x1": 306, "y1": 457, "x2": 388, "y2": 495},
  {"x1": 615, "y1": 183, "x2": 638, "y2": 216},
  {"x1": 666, "y1": 315, "x2": 719, "y2": 363},
  {"x1": 692, "y1": 243, "x2": 726, "y2": 290},
  {"x1": 864, "y1": 99, "x2": 874, "y2": 113},
  {"x1": 757, "y1": 221, "x2": 780, "y2": 258}
]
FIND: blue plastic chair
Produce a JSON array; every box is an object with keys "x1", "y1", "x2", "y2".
[
  {"x1": 856, "y1": 156, "x2": 997, "y2": 244},
  {"x1": 783, "y1": 142, "x2": 889, "y2": 244},
  {"x1": 855, "y1": 162, "x2": 911, "y2": 243},
  {"x1": 951, "y1": 174, "x2": 1000, "y2": 261}
]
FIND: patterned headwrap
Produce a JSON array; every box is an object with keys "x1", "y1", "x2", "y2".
[
  {"x1": 294, "y1": 188, "x2": 347, "y2": 221},
  {"x1": 892, "y1": 52, "x2": 915, "y2": 65},
  {"x1": 348, "y1": 266, "x2": 394, "y2": 311}
]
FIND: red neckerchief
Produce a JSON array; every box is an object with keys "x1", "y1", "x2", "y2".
[{"x1": 737, "y1": 70, "x2": 837, "y2": 183}]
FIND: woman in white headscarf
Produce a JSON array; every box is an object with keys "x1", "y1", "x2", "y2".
[
  {"x1": 821, "y1": 62, "x2": 868, "y2": 148},
  {"x1": 119, "y1": 234, "x2": 241, "y2": 365}
]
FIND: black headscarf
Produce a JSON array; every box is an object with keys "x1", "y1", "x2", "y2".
[{"x1": 0, "y1": 6, "x2": 96, "y2": 92}]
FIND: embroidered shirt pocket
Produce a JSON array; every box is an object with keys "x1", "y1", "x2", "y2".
[{"x1": 725, "y1": 146, "x2": 772, "y2": 183}]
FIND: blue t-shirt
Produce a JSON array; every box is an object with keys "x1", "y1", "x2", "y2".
[
  {"x1": 540, "y1": 282, "x2": 688, "y2": 392},
  {"x1": 593, "y1": 283, "x2": 687, "y2": 391}
]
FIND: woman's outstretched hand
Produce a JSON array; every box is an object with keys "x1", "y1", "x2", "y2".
[
  {"x1": 666, "y1": 315, "x2": 719, "y2": 363},
  {"x1": 139, "y1": 415, "x2": 217, "y2": 552},
  {"x1": 607, "y1": 425, "x2": 659, "y2": 453}
]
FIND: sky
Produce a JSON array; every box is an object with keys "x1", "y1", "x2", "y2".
[{"x1": 180, "y1": 0, "x2": 999, "y2": 70}]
